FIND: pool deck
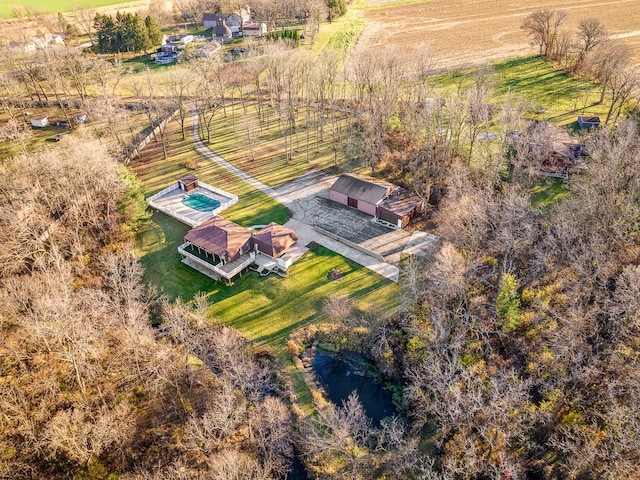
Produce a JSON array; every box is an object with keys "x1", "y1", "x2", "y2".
[{"x1": 148, "y1": 183, "x2": 237, "y2": 227}]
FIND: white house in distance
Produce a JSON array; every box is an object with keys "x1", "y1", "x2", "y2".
[
  {"x1": 243, "y1": 22, "x2": 267, "y2": 37},
  {"x1": 30, "y1": 115, "x2": 48, "y2": 128}
]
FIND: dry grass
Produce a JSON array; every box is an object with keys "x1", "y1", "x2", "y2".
[{"x1": 355, "y1": 0, "x2": 640, "y2": 70}]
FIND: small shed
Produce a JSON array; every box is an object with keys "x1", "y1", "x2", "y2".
[
  {"x1": 253, "y1": 223, "x2": 298, "y2": 259},
  {"x1": 30, "y1": 115, "x2": 48, "y2": 128},
  {"x1": 178, "y1": 174, "x2": 199, "y2": 192},
  {"x1": 577, "y1": 115, "x2": 600, "y2": 129}
]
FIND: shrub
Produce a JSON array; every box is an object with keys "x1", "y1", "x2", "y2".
[{"x1": 496, "y1": 273, "x2": 522, "y2": 331}]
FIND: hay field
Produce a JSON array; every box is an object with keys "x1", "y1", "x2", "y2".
[{"x1": 356, "y1": 0, "x2": 640, "y2": 70}]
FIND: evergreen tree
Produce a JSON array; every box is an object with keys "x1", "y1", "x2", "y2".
[
  {"x1": 94, "y1": 13, "x2": 115, "y2": 53},
  {"x1": 145, "y1": 15, "x2": 163, "y2": 49},
  {"x1": 93, "y1": 11, "x2": 162, "y2": 53}
]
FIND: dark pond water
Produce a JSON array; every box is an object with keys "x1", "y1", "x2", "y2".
[
  {"x1": 287, "y1": 450, "x2": 311, "y2": 480},
  {"x1": 312, "y1": 350, "x2": 397, "y2": 426}
]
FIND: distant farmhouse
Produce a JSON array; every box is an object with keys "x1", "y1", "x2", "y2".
[
  {"x1": 329, "y1": 173, "x2": 423, "y2": 229},
  {"x1": 203, "y1": 10, "x2": 265, "y2": 40}
]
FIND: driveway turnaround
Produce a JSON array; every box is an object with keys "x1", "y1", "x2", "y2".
[{"x1": 190, "y1": 110, "x2": 441, "y2": 282}]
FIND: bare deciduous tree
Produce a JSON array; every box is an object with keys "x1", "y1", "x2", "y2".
[{"x1": 521, "y1": 9, "x2": 568, "y2": 57}]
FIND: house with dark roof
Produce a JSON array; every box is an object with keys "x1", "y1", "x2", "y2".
[
  {"x1": 329, "y1": 173, "x2": 423, "y2": 228},
  {"x1": 178, "y1": 218, "x2": 299, "y2": 282},
  {"x1": 179, "y1": 217, "x2": 255, "y2": 282},
  {"x1": 252, "y1": 222, "x2": 298, "y2": 270},
  {"x1": 203, "y1": 12, "x2": 243, "y2": 39}
]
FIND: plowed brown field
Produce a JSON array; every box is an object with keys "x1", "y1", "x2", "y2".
[{"x1": 355, "y1": 0, "x2": 640, "y2": 69}]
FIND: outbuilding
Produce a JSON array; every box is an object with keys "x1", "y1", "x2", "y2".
[
  {"x1": 577, "y1": 115, "x2": 600, "y2": 129},
  {"x1": 30, "y1": 115, "x2": 48, "y2": 128},
  {"x1": 177, "y1": 174, "x2": 199, "y2": 192},
  {"x1": 329, "y1": 173, "x2": 423, "y2": 228}
]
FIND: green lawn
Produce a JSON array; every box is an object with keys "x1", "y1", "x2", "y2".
[
  {"x1": 133, "y1": 119, "x2": 399, "y2": 348},
  {"x1": 308, "y1": 0, "x2": 368, "y2": 56},
  {"x1": 202, "y1": 104, "x2": 361, "y2": 187},
  {"x1": 431, "y1": 56, "x2": 608, "y2": 126},
  {"x1": 132, "y1": 122, "x2": 290, "y2": 226},
  {"x1": 136, "y1": 210, "x2": 399, "y2": 346},
  {"x1": 530, "y1": 177, "x2": 570, "y2": 209},
  {"x1": 0, "y1": 0, "x2": 129, "y2": 18}
]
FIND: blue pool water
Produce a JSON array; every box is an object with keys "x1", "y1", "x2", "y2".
[{"x1": 182, "y1": 193, "x2": 221, "y2": 212}]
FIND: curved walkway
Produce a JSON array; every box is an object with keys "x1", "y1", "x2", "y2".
[{"x1": 189, "y1": 109, "x2": 400, "y2": 282}]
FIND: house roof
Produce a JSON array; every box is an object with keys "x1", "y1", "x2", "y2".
[
  {"x1": 184, "y1": 217, "x2": 252, "y2": 259},
  {"x1": 178, "y1": 174, "x2": 198, "y2": 186},
  {"x1": 31, "y1": 115, "x2": 48, "y2": 120},
  {"x1": 253, "y1": 222, "x2": 298, "y2": 258},
  {"x1": 378, "y1": 188, "x2": 422, "y2": 217},
  {"x1": 330, "y1": 173, "x2": 394, "y2": 205},
  {"x1": 204, "y1": 12, "x2": 242, "y2": 25},
  {"x1": 214, "y1": 23, "x2": 232, "y2": 36},
  {"x1": 578, "y1": 115, "x2": 600, "y2": 124},
  {"x1": 203, "y1": 13, "x2": 226, "y2": 22}
]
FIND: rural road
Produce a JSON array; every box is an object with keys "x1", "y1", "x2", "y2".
[{"x1": 189, "y1": 109, "x2": 401, "y2": 282}]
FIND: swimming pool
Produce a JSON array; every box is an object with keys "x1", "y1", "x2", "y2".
[{"x1": 181, "y1": 193, "x2": 221, "y2": 212}]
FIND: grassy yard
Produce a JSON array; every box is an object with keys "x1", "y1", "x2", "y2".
[
  {"x1": 131, "y1": 119, "x2": 290, "y2": 226},
  {"x1": 530, "y1": 177, "x2": 570, "y2": 209},
  {"x1": 432, "y1": 56, "x2": 608, "y2": 126},
  {"x1": 133, "y1": 116, "x2": 400, "y2": 409},
  {"x1": 132, "y1": 117, "x2": 399, "y2": 343},
  {"x1": 202, "y1": 103, "x2": 361, "y2": 187},
  {"x1": 308, "y1": 0, "x2": 368, "y2": 57}
]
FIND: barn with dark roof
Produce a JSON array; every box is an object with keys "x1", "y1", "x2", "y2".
[{"x1": 329, "y1": 173, "x2": 423, "y2": 228}]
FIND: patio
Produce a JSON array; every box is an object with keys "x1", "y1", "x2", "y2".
[{"x1": 147, "y1": 181, "x2": 237, "y2": 227}]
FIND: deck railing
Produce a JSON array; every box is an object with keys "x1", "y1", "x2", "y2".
[{"x1": 178, "y1": 243, "x2": 255, "y2": 279}]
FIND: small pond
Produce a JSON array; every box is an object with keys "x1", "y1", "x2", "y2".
[
  {"x1": 181, "y1": 193, "x2": 221, "y2": 212},
  {"x1": 312, "y1": 350, "x2": 397, "y2": 426}
]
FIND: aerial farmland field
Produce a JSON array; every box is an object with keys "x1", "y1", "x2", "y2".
[
  {"x1": 0, "y1": 0, "x2": 165, "y2": 19},
  {"x1": 355, "y1": 0, "x2": 640, "y2": 69}
]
